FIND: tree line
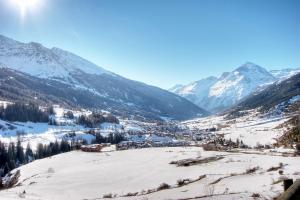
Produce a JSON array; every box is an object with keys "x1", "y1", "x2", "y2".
[
  {"x1": 0, "y1": 132, "x2": 125, "y2": 177},
  {"x1": 0, "y1": 139, "x2": 72, "y2": 177},
  {"x1": 92, "y1": 132, "x2": 125, "y2": 144},
  {"x1": 78, "y1": 112, "x2": 119, "y2": 128},
  {"x1": 0, "y1": 102, "x2": 51, "y2": 123},
  {"x1": 0, "y1": 102, "x2": 120, "y2": 128}
]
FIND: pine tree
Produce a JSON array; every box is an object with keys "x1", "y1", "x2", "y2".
[
  {"x1": 48, "y1": 106, "x2": 55, "y2": 115},
  {"x1": 25, "y1": 143, "x2": 34, "y2": 163},
  {"x1": 7, "y1": 142, "x2": 16, "y2": 169},
  {"x1": 52, "y1": 140, "x2": 60, "y2": 155},
  {"x1": 94, "y1": 133, "x2": 105, "y2": 144},
  {"x1": 107, "y1": 133, "x2": 114, "y2": 144},
  {"x1": 236, "y1": 138, "x2": 240, "y2": 147},
  {"x1": 0, "y1": 141, "x2": 9, "y2": 176},
  {"x1": 16, "y1": 138, "x2": 25, "y2": 166},
  {"x1": 60, "y1": 140, "x2": 71, "y2": 152},
  {"x1": 114, "y1": 132, "x2": 125, "y2": 144},
  {"x1": 43, "y1": 144, "x2": 51, "y2": 157},
  {"x1": 36, "y1": 143, "x2": 44, "y2": 159}
]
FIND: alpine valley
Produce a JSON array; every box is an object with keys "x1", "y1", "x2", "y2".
[{"x1": 0, "y1": 34, "x2": 300, "y2": 200}]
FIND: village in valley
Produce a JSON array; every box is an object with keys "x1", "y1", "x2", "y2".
[
  {"x1": 0, "y1": 98, "x2": 299, "y2": 199},
  {"x1": 0, "y1": 0, "x2": 300, "y2": 199}
]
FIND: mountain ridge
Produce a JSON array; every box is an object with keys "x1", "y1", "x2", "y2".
[
  {"x1": 0, "y1": 34, "x2": 111, "y2": 82},
  {"x1": 230, "y1": 72, "x2": 300, "y2": 114},
  {"x1": 170, "y1": 62, "x2": 299, "y2": 113},
  {"x1": 0, "y1": 35, "x2": 208, "y2": 120}
]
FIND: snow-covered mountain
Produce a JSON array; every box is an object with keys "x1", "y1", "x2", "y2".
[
  {"x1": 0, "y1": 35, "x2": 208, "y2": 120},
  {"x1": 269, "y1": 68, "x2": 300, "y2": 81},
  {"x1": 0, "y1": 35, "x2": 111, "y2": 83},
  {"x1": 170, "y1": 62, "x2": 299, "y2": 113},
  {"x1": 228, "y1": 72, "x2": 300, "y2": 116},
  {"x1": 174, "y1": 76, "x2": 218, "y2": 110},
  {"x1": 168, "y1": 84, "x2": 184, "y2": 93}
]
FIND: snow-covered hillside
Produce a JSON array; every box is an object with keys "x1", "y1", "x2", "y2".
[
  {"x1": 175, "y1": 76, "x2": 218, "y2": 109},
  {"x1": 0, "y1": 35, "x2": 110, "y2": 83},
  {"x1": 184, "y1": 109, "x2": 289, "y2": 147},
  {"x1": 1, "y1": 146, "x2": 299, "y2": 200},
  {"x1": 234, "y1": 72, "x2": 300, "y2": 113},
  {"x1": 183, "y1": 92, "x2": 300, "y2": 148},
  {"x1": 171, "y1": 62, "x2": 278, "y2": 112},
  {"x1": 0, "y1": 35, "x2": 207, "y2": 120},
  {"x1": 269, "y1": 68, "x2": 300, "y2": 81}
]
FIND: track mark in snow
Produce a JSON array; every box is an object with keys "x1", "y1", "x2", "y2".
[
  {"x1": 84, "y1": 175, "x2": 207, "y2": 200},
  {"x1": 175, "y1": 191, "x2": 249, "y2": 200}
]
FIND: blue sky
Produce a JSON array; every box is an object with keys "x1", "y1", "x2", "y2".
[{"x1": 0, "y1": 0, "x2": 299, "y2": 89}]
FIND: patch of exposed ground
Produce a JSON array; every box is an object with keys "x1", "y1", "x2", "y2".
[{"x1": 169, "y1": 156, "x2": 224, "y2": 167}]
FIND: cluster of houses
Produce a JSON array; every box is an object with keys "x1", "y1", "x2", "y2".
[
  {"x1": 116, "y1": 134, "x2": 190, "y2": 150},
  {"x1": 80, "y1": 143, "x2": 111, "y2": 152}
]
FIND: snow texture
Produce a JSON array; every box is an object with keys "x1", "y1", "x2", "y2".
[{"x1": 0, "y1": 147, "x2": 299, "y2": 200}]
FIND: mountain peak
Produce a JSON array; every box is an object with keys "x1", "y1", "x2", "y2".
[
  {"x1": 244, "y1": 61, "x2": 257, "y2": 66},
  {"x1": 236, "y1": 62, "x2": 264, "y2": 71},
  {"x1": 171, "y1": 62, "x2": 278, "y2": 113},
  {"x1": 234, "y1": 62, "x2": 275, "y2": 79},
  {"x1": 0, "y1": 34, "x2": 111, "y2": 81}
]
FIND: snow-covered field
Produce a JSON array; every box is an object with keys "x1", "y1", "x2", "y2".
[
  {"x1": 184, "y1": 110, "x2": 290, "y2": 147},
  {"x1": 0, "y1": 146, "x2": 299, "y2": 200}
]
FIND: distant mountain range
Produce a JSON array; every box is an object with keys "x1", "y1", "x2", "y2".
[
  {"x1": 0, "y1": 34, "x2": 208, "y2": 120},
  {"x1": 1, "y1": 34, "x2": 299, "y2": 120},
  {"x1": 169, "y1": 62, "x2": 300, "y2": 113}
]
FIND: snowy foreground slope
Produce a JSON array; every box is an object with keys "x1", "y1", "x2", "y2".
[{"x1": 1, "y1": 146, "x2": 300, "y2": 200}]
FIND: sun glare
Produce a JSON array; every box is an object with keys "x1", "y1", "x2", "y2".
[{"x1": 11, "y1": 0, "x2": 42, "y2": 20}]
